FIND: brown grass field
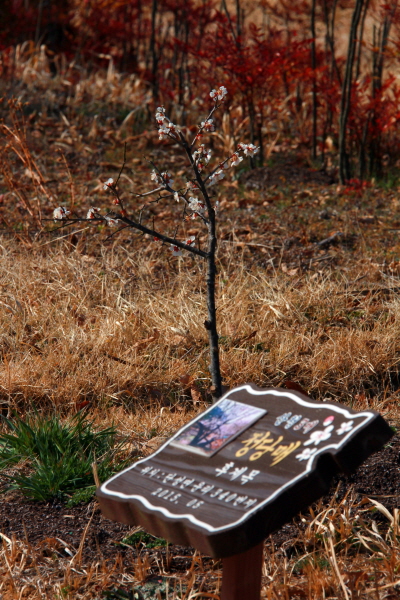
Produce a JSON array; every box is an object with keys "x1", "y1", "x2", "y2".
[{"x1": 0, "y1": 46, "x2": 399, "y2": 599}]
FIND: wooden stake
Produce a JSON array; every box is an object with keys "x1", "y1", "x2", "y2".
[{"x1": 221, "y1": 542, "x2": 264, "y2": 600}]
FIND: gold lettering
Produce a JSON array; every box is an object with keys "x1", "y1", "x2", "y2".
[
  {"x1": 236, "y1": 431, "x2": 301, "y2": 465},
  {"x1": 235, "y1": 432, "x2": 270, "y2": 458},
  {"x1": 270, "y1": 441, "x2": 301, "y2": 466},
  {"x1": 248, "y1": 435, "x2": 284, "y2": 461}
]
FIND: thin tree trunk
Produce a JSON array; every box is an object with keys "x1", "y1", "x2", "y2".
[
  {"x1": 369, "y1": 2, "x2": 398, "y2": 177},
  {"x1": 150, "y1": 0, "x2": 159, "y2": 101},
  {"x1": 322, "y1": 0, "x2": 341, "y2": 86},
  {"x1": 355, "y1": 0, "x2": 370, "y2": 81},
  {"x1": 206, "y1": 213, "x2": 222, "y2": 400},
  {"x1": 235, "y1": 0, "x2": 242, "y2": 40},
  {"x1": 248, "y1": 97, "x2": 256, "y2": 169},
  {"x1": 339, "y1": 0, "x2": 365, "y2": 184},
  {"x1": 181, "y1": 138, "x2": 222, "y2": 400},
  {"x1": 35, "y1": 0, "x2": 45, "y2": 45},
  {"x1": 311, "y1": 0, "x2": 317, "y2": 161}
]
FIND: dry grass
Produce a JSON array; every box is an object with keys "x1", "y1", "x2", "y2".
[
  {"x1": 0, "y1": 531, "x2": 219, "y2": 599},
  {"x1": 0, "y1": 238, "x2": 399, "y2": 424}
]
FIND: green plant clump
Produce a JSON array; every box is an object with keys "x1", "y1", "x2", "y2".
[
  {"x1": 120, "y1": 531, "x2": 167, "y2": 549},
  {"x1": 66, "y1": 484, "x2": 97, "y2": 508},
  {"x1": 0, "y1": 412, "x2": 128, "y2": 502}
]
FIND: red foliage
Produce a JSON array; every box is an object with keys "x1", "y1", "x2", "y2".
[{"x1": 1, "y1": 0, "x2": 400, "y2": 178}]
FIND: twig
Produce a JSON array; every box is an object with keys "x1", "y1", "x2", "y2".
[
  {"x1": 309, "y1": 254, "x2": 334, "y2": 263},
  {"x1": 315, "y1": 231, "x2": 343, "y2": 248},
  {"x1": 326, "y1": 533, "x2": 350, "y2": 600},
  {"x1": 39, "y1": 227, "x2": 90, "y2": 246},
  {"x1": 103, "y1": 225, "x2": 131, "y2": 243},
  {"x1": 0, "y1": 531, "x2": 12, "y2": 545},
  {"x1": 221, "y1": 240, "x2": 275, "y2": 250},
  {"x1": 115, "y1": 212, "x2": 208, "y2": 258},
  {"x1": 115, "y1": 142, "x2": 128, "y2": 187},
  {"x1": 71, "y1": 505, "x2": 96, "y2": 566},
  {"x1": 134, "y1": 186, "x2": 164, "y2": 197}
]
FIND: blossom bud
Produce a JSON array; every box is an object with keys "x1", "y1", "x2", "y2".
[
  {"x1": 238, "y1": 143, "x2": 259, "y2": 157},
  {"x1": 170, "y1": 244, "x2": 182, "y2": 256},
  {"x1": 105, "y1": 216, "x2": 119, "y2": 227},
  {"x1": 53, "y1": 206, "x2": 70, "y2": 221},
  {"x1": 103, "y1": 178, "x2": 114, "y2": 190},
  {"x1": 185, "y1": 235, "x2": 196, "y2": 246},
  {"x1": 210, "y1": 86, "x2": 228, "y2": 101},
  {"x1": 208, "y1": 169, "x2": 225, "y2": 186},
  {"x1": 87, "y1": 207, "x2": 101, "y2": 220},
  {"x1": 201, "y1": 119, "x2": 215, "y2": 132}
]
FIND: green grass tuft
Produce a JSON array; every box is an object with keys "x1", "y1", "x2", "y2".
[{"x1": 0, "y1": 412, "x2": 128, "y2": 502}]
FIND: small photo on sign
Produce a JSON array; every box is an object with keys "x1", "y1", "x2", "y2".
[{"x1": 170, "y1": 398, "x2": 267, "y2": 457}]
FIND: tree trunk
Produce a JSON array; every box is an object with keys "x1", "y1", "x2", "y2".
[
  {"x1": 339, "y1": 0, "x2": 365, "y2": 184},
  {"x1": 150, "y1": 0, "x2": 159, "y2": 101},
  {"x1": 311, "y1": 0, "x2": 317, "y2": 161},
  {"x1": 206, "y1": 208, "x2": 222, "y2": 401},
  {"x1": 369, "y1": 2, "x2": 397, "y2": 177}
]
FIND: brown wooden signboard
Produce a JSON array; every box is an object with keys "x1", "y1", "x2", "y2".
[{"x1": 97, "y1": 384, "x2": 393, "y2": 562}]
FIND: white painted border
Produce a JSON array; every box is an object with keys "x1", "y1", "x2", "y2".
[{"x1": 100, "y1": 385, "x2": 375, "y2": 533}]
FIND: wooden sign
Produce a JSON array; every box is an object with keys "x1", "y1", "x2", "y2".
[{"x1": 97, "y1": 384, "x2": 393, "y2": 559}]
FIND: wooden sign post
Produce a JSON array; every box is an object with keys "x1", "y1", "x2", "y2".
[{"x1": 97, "y1": 384, "x2": 393, "y2": 599}]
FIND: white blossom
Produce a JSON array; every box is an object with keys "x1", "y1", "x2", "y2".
[
  {"x1": 200, "y1": 118, "x2": 215, "y2": 132},
  {"x1": 53, "y1": 206, "x2": 71, "y2": 221},
  {"x1": 238, "y1": 143, "x2": 259, "y2": 157},
  {"x1": 210, "y1": 86, "x2": 228, "y2": 101},
  {"x1": 155, "y1": 106, "x2": 179, "y2": 139},
  {"x1": 155, "y1": 106, "x2": 166, "y2": 121},
  {"x1": 105, "y1": 216, "x2": 119, "y2": 227},
  {"x1": 103, "y1": 177, "x2": 114, "y2": 190},
  {"x1": 87, "y1": 207, "x2": 101, "y2": 219},
  {"x1": 170, "y1": 244, "x2": 182, "y2": 257},
  {"x1": 185, "y1": 235, "x2": 196, "y2": 246},
  {"x1": 208, "y1": 169, "x2": 225, "y2": 186},
  {"x1": 188, "y1": 196, "x2": 205, "y2": 215},
  {"x1": 53, "y1": 206, "x2": 71, "y2": 222},
  {"x1": 230, "y1": 153, "x2": 243, "y2": 167},
  {"x1": 167, "y1": 122, "x2": 179, "y2": 136},
  {"x1": 158, "y1": 124, "x2": 169, "y2": 140},
  {"x1": 150, "y1": 170, "x2": 174, "y2": 188},
  {"x1": 193, "y1": 144, "x2": 212, "y2": 165},
  {"x1": 170, "y1": 236, "x2": 196, "y2": 256},
  {"x1": 161, "y1": 171, "x2": 174, "y2": 188}
]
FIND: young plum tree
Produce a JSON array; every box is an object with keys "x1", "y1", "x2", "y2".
[{"x1": 52, "y1": 87, "x2": 259, "y2": 401}]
